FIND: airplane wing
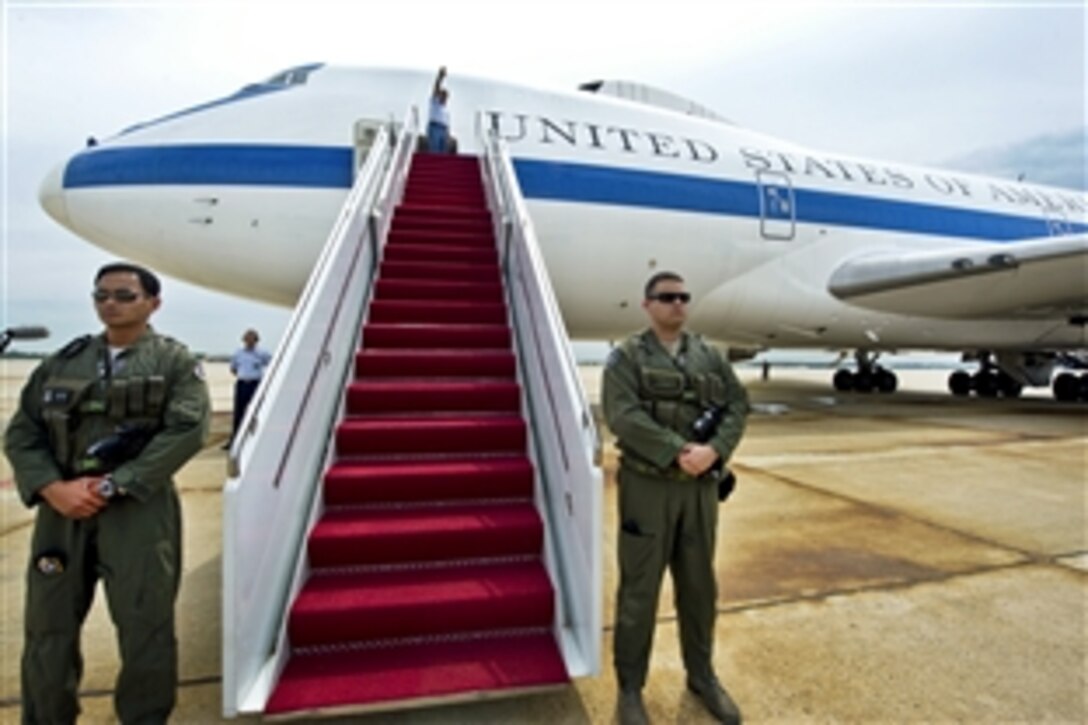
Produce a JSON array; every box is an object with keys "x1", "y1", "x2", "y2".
[{"x1": 828, "y1": 234, "x2": 1088, "y2": 319}]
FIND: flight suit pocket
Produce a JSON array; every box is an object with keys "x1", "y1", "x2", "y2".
[
  {"x1": 42, "y1": 379, "x2": 95, "y2": 419},
  {"x1": 618, "y1": 519, "x2": 659, "y2": 584},
  {"x1": 641, "y1": 369, "x2": 685, "y2": 400},
  {"x1": 41, "y1": 378, "x2": 96, "y2": 467},
  {"x1": 25, "y1": 544, "x2": 80, "y2": 634},
  {"x1": 696, "y1": 372, "x2": 728, "y2": 407},
  {"x1": 641, "y1": 369, "x2": 685, "y2": 428}
]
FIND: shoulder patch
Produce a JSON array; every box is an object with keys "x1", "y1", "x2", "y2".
[{"x1": 58, "y1": 334, "x2": 92, "y2": 359}]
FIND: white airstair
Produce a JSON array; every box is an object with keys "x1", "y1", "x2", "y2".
[{"x1": 221, "y1": 110, "x2": 602, "y2": 718}]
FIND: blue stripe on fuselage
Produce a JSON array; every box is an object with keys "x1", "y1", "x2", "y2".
[
  {"x1": 512, "y1": 159, "x2": 1082, "y2": 241},
  {"x1": 64, "y1": 145, "x2": 354, "y2": 189},
  {"x1": 62, "y1": 144, "x2": 1086, "y2": 241}
]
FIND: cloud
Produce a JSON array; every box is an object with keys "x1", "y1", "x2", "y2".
[{"x1": 943, "y1": 128, "x2": 1087, "y2": 191}]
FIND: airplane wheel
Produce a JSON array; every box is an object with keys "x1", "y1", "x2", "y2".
[
  {"x1": 948, "y1": 370, "x2": 972, "y2": 396},
  {"x1": 853, "y1": 371, "x2": 874, "y2": 393},
  {"x1": 974, "y1": 371, "x2": 999, "y2": 398},
  {"x1": 1079, "y1": 374, "x2": 1088, "y2": 402},
  {"x1": 875, "y1": 369, "x2": 898, "y2": 393},
  {"x1": 833, "y1": 369, "x2": 854, "y2": 392},
  {"x1": 997, "y1": 372, "x2": 1023, "y2": 398},
  {"x1": 1053, "y1": 372, "x2": 1079, "y2": 402}
]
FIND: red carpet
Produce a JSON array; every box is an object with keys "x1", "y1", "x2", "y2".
[
  {"x1": 265, "y1": 633, "x2": 567, "y2": 716},
  {"x1": 265, "y1": 152, "x2": 568, "y2": 716}
]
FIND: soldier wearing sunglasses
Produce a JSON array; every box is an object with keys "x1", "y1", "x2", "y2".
[
  {"x1": 602, "y1": 271, "x2": 749, "y2": 725},
  {"x1": 4, "y1": 261, "x2": 210, "y2": 724}
]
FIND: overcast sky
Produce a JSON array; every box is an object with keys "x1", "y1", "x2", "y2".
[{"x1": 2, "y1": 0, "x2": 1085, "y2": 356}]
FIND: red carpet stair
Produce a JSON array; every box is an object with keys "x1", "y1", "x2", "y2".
[{"x1": 266, "y1": 154, "x2": 569, "y2": 716}]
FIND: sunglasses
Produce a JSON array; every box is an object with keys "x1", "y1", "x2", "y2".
[
  {"x1": 647, "y1": 292, "x2": 692, "y2": 304},
  {"x1": 92, "y1": 289, "x2": 142, "y2": 303}
]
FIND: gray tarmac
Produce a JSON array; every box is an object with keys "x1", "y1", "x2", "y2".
[{"x1": 1, "y1": 360, "x2": 1085, "y2": 723}]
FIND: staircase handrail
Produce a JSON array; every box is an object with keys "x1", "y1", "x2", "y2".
[
  {"x1": 479, "y1": 124, "x2": 603, "y2": 676},
  {"x1": 222, "y1": 107, "x2": 418, "y2": 716}
]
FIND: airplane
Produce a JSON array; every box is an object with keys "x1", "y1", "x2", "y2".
[{"x1": 37, "y1": 63, "x2": 1088, "y2": 401}]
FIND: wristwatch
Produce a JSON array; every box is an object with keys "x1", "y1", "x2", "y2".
[{"x1": 97, "y1": 476, "x2": 118, "y2": 500}]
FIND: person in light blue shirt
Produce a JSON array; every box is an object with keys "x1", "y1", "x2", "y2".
[
  {"x1": 225, "y1": 329, "x2": 271, "y2": 449},
  {"x1": 428, "y1": 66, "x2": 450, "y2": 153}
]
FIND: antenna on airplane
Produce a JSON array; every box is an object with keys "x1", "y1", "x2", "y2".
[{"x1": 0, "y1": 326, "x2": 50, "y2": 354}]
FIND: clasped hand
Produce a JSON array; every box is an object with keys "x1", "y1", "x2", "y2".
[
  {"x1": 677, "y1": 443, "x2": 719, "y2": 477},
  {"x1": 39, "y1": 478, "x2": 108, "y2": 519}
]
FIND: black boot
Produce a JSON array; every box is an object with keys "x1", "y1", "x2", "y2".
[
  {"x1": 687, "y1": 676, "x2": 741, "y2": 724},
  {"x1": 617, "y1": 688, "x2": 650, "y2": 725}
]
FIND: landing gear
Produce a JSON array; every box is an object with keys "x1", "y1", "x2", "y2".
[
  {"x1": 833, "y1": 348, "x2": 1086, "y2": 402},
  {"x1": 997, "y1": 372, "x2": 1023, "y2": 398},
  {"x1": 832, "y1": 351, "x2": 897, "y2": 394},
  {"x1": 947, "y1": 353, "x2": 1025, "y2": 399},
  {"x1": 949, "y1": 370, "x2": 972, "y2": 396},
  {"x1": 1052, "y1": 372, "x2": 1088, "y2": 402}
]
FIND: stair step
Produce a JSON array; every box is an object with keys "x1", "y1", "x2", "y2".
[
  {"x1": 383, "y1": 243, "x2": 497, "y2": 265},
  {"x1": 401, "y1": 193, "x2": 486, "y2": 206},
  {"x1": 379, "y1": 260, "x2": 500, "y2": 282},
  {"x1": 362, "y1": 323, "x2": 511, "y2": 349},
  {"x1": 336, "y1": 414, "x2": 525, "y2": 455},
  {"x1": 395, "y1": 204, "x2": 491, "y2": 223},
  {"x1": 403, "y1": 183, "x2": 485, "y2": 192},
  {"x1": 265, "y1": 631, "x2": 567, "y2": 716},
  {"x1": 406, "y1": 172, "x2": 482, "y2": 185},
  {"x1": 408, "y1": 164, "x2": 482, "y2": 175},
  {"x1": 406, "y1": 173, "x2": 482, "y2": 182},
  {"x1": 392, "y1": 215, "x2": 492, "y2": 234},
  {"x1": 410, "y1": 154, "x2": 480, "y2": 166},
  {"x1": 347, "y1": 379, "x2": 520, "y2": 414},
  {"x1": 287, "y1": 560, "x2": 555, "y2": 647},
  {"x1": 356, "y1": 348, "x2": 515, "y2": 377},
  {"x1": 407, "y1": 173, "x2": 481, "y2": 182},
  {"x1": 308, "y1": 502, "x2": 543, "y2": 568},
  {"x1": 388, "y1": 229, "x2": 495, "y2": 247},
  {"x1": 374, "y1": 279, "x2": 503, "y2": 302},
  {"x1": 324, "y1": 456, "x2": 533, "y2": 506},
  {"x1": 369, "y1": 299, "x2": 507, "y2": 324},
  {"x1": 406, "y1": 165, "x2": 478, "y2": 176}
]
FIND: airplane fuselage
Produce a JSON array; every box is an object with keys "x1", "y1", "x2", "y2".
[{"x1": 41, "y1": 65, "x2": 1088, "y2": 351}]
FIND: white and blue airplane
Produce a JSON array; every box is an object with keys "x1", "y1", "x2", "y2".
[{"x1": 38, "y1": 64, "x2": 1088, "y2": 400}]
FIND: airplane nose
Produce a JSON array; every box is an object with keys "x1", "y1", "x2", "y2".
[{"x1": 39, "y1": 162, "x2": 69, "y2": 226}]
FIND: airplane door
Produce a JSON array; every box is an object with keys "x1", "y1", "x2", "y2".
[
  {"x1": 756, "y1": 170, "x2": 796, "y2": 240},
  {"x1": 353, "y1": 119, "x2": 385, "y2": 174}
]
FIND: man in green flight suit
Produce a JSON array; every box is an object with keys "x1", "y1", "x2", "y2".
[
  {"x1": 602, "y1": 271, "x2": 749, "y2": 725},
  {"x1": 4, "y1": 262, "x2": 210, "y2": 724}
]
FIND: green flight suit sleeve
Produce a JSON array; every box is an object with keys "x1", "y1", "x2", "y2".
[
  {"x1": 708, "y1": 353, "x2": 749, "y2": 464},
  {"x1": 601, "y1": 345, "x2": 688, "y2": 470},
  {"x1": 109, "y1": 347, "x2": 210, "y2": 502},
  {"x1": 4, "y1": 360, "x2": 65, "y2": 506}
]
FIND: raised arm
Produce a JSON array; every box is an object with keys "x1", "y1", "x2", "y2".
[{"x1": 432, "y1": 66, "x2": 447, "y2": 97}]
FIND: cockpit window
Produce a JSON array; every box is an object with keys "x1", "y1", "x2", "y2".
[
  {"x1": 118, "y1": 63, "x2": 325, "y2": 137},
  {"x1": 263, "y1": 63, "x2": 324, "y2": 87}
]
